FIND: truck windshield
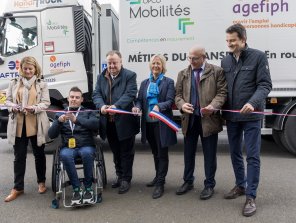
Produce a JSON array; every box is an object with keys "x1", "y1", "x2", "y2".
[{"x1": 0, "y1": 16, "x2": 37, "y2": 57}]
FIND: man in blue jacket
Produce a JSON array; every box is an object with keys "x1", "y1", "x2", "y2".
[
  {"x1": 221, "y1": 24, "x2": 272, "y2": 217},
  {"x1": 93, "y1": 50, "x2": 139, "y2": 194},
  {"x1": 48, "y1": 86, "x2": 100, "y2": 205}
]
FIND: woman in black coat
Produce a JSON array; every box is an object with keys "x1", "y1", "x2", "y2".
[{"x1": 132, "y1": 54, "x2": 177, "y2": 199}]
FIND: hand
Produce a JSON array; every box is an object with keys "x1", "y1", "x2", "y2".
[
  {"x1": 58, "y1": 114, "x2": 67, "y2": 123},
  {"x1": 201, "y1": 104, "x2": 215, "y2": 116},
  {"x1": 101, "y1": 105, "x2": 109, "y2": 115},
  {"x1": 65, "y1": 112, "x2": 76, "y2": 123},
  {"x1": 132, "y1": 107, "x2": 141, "y2": 115},
  {"x1": 240, "y1": 103, "x2": 254, "y2": 114},
  {"x1": 181, "y1": 103, "x2": 194, "y2": 114},
  {"x1": 12, "y1": 105, "x2": 20, "y2": 113},
  {"x1": 108, "y1": 105, "x2": 117, "y2": 116},
  {"x1": 23, "y1": 106, "x2": 35, "y2": 114},
  {"x1": 152, "y1": 105, "x2": 159, "y2": 112}
]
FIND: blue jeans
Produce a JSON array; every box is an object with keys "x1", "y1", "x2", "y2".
[
  {"x1": 226, "y1": 120, "x2": 261, "y2": 199},
  {"x1": 60, "y1": 146, "x2": 95, "y2": 189},
  {"x1": 183, "y1": 116, "x2": 218, "y2": 188}
]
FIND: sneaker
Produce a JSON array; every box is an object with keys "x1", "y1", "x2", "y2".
[
  {"x1": 83, "y1": 187, "x2": 94, "y2": 204},
  {"x1": 71, "y1": 187, "x2": 83, "y2": 205}
]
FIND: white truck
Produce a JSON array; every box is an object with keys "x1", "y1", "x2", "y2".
[
  {"x1": 119, "y1": 0, "x2": 296, "y2": 155},
  {"x1": 0, "y1": 0, "x2": 119, "y2": 150}
]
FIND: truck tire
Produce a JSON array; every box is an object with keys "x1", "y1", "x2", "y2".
[
  {"x1": 272, "y1": 129, "x2": 287, "y2": 151},
  {"x1": 279, "y1": 107, "x2": 296, "y2": 155}
]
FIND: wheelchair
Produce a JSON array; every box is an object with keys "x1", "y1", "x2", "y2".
[{"x1": 51, "y1": 142, "x2": 107, "y2": 209}]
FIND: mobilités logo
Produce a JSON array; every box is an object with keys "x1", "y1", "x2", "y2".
[
  {"x1": 128, "y1": 0, "x2": 194, "y2": 34},
  {"x1": 8, "y1": 60, "x2": 20, "y2": 70},
  {"x1": 46, "y1": 20, "x2": 69, "y2": 36},
  {"x1": 128, "y1": 0, "x2": 141, "y2": 4},
  {"x1": 178, "y1": 18, "x2": 194, "y2": 34}
]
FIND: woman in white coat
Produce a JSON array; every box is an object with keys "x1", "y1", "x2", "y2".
[{"x1": 5, "y1": 56, "x2": 50, "y2": 202}]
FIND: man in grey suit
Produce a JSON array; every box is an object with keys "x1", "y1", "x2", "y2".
[{"x1": 93, "y1": 50, "x2": 139, "y2": 194}]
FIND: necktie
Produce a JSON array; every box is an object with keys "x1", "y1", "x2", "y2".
[{"x1": 193, "y1": 68, "x2": 202, "y2": 108}]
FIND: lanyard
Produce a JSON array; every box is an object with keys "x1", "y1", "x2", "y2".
[{"x1": 68, "y1": 107, "x2": 81, "y2": 135}]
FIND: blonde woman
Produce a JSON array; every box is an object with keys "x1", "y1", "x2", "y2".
[{"x1": 5, "y1": 56, "x2": 50, "y2": 202}]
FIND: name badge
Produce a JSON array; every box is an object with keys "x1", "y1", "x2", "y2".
[{"x1": 68, "y1": 138, "x2": 76, "y2": 149}]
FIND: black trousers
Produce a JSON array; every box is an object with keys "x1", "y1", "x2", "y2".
[
  {"x1": 106, "y1": 122, "x2": 135, "y2": 182},
  {"x1": 146, "y1": 122, "x2": 168, "y2": 186},
  {"x1": 13, "y1": 122, "x2": 46, "y2": 190},
  {"x1": 183, "y1": 115, "x2": 218, "y2": 188}
]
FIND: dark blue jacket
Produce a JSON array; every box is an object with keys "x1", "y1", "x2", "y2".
[
  {"x1": 136, "y1": 76, "x2": 177, "y2": 148},
  {"x1": 221, "y1": 45, "x2": 272, "y2": 121},
  {"x1": 48, "y1": 107, "x2": 99, "y2": 148},
  {"x1": 92, "y1": 67, "x2": 140, "y2": 140}
]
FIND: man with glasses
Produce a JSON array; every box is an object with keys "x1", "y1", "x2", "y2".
[
  {"x1": 93, "y1": 50, "x2": 139, "y2": 194},
  {"x1": 175, "y1": 45, "x2": 227, "y2": 200}
]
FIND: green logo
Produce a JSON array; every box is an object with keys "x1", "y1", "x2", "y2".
[
  {"x1": 178, "y1": 18, "x2": 194, "y2": 34},
  {"x1": 129, "y1": 0, "x2": 141, "y2": 4}
]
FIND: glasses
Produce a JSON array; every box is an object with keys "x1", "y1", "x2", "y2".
[{"x1": 187, "y1": 56, "x2": 202, "y2": 61}]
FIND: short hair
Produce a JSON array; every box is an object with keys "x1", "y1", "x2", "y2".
[
  {"x1": 69, "y1": 86, "x2": 82, "y2": 95},
  {"x1": 149, "y1": 54, "x2": 167, "y2": 74},
  {"x1": 226, "y1": 23, "x2": 247, "y2": 41},
  {"x1": 106, "y1": 50, "x2": 122, "y2": 59},
  {"x1": 19, "y1": 56, "x2": 42, "y2": 78}
]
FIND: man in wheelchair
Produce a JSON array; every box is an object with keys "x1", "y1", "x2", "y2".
[{"x1": 48, "y1": 86, "x2": 100, "y2": 205}]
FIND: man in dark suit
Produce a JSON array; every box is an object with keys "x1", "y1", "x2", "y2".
[
  {"x1": 93, "y1": 50, "x2": 139, "y2": 194},
  {"x1": 175, "y1": 45, "x2": 227, "y2": 200}
]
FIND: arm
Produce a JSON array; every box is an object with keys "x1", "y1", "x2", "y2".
[
  {"x1": 33, "y1": 81, "x2": 51, "y2": 114},
  {"x1": 48, "y1": 113, "x2": 63, "y2": 139},
  {"x1": 75, "y1": 111, "x2": 100, "y2": 132},
  {"x1": 113, "y1": 71, "x2": 137, "y2": 110},
  {"x1": 92, "y1": 74, "x2": 107, "y2": 110},
  {"x1": 157, "y1": 78, "x2": 175, "y2": 112},
  {"x1": 209, "y1": 68, "x2": 228, "y2": 109},
  {"x1": 247, "y1": 54, "x2": 272, "y2": 109}
]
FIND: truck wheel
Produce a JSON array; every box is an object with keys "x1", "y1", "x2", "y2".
[
  {"x1": 279, "y1": 107, "x2": 296, "y2": 155},
  {"x1": 272, "y1": 129, "x2": 287, "y2": 151}
]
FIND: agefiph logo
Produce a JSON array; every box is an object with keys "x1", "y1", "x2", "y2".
[
  {"x1": 233, "y1": 0, "x2": 289, "y2": 17},
  {"x1": 49, "y1": 56, "x2": 71, "y2": 69},
  {"x1": 8, "y1": 60, "x2": 20, "y2": 70}
]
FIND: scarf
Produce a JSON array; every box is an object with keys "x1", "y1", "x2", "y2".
[
  {"x1": 146, "y1": 73, "x2": 164, "y2": 111},
  {"x1": 21, "y1": 75, "x2": 37, "y2": 109}
]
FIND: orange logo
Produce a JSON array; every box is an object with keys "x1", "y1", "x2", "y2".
[{"x1": 50, "y1": 56, "x2": 56, "y2": 62}]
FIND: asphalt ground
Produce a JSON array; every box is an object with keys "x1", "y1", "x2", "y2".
[{"x1": 0, "y1": 135, "x2": 295, "y2": 223}]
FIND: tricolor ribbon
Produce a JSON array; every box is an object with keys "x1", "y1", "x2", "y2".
[
  {"x1": 149, "y1": 110, "x2": 180, "y2": 132},
  {"x1": 106, "y1": 108, "x2": 140, "y2": 115}
]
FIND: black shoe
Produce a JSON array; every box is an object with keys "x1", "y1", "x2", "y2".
[
  {"x1": 176, "y1": 182, "x2": 193, "y2": 195},
  {"x1": 224, "y1": 186, "x2": 245, "y2": 199},
  {"x1": 146, "y1": 178, "x2": 157, "y2": 187},
  {"x1": 83, "y1": 187, "x2": 94, "y2": 204},
  {"x1": 111, "y1": 177, "x2": 120, "y2": 188},
  {"x1": 152, "y1": 185, "x2": 164, "y2": 199},
  {"x1": 243, "y1": 198, "x2": 256, "y2": 217},
  {"x1": 71, "y1": 187, "x2": 83, "y2": 205},
  {"x1": 118, "y1": 181, "x2": 130, "y2": 194},
  {"x1": 200, "y1": 187, "x2": 214, "y2": 200}
]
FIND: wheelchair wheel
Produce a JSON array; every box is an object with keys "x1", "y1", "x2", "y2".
[
  {"x1": 51, "y1": 149, "x2": 61, "y2": 193},
  {"x1": 97, "y1": 145, "x2": 107, "y2": 188}
]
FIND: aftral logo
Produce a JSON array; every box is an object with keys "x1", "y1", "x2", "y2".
[
  {"x1": 8, "y1": 60, "x2": 20, "y2": 70},
  {"x1": 178, "y1": 18, "x2": 194, "y2": 34}
]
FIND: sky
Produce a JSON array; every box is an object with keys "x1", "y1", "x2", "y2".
[{"x1": 0, "y1": 0, "x2": 119, "y2": 15}]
